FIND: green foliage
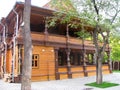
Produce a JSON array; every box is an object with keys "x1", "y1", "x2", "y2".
[
  {"x1": 113, "y1": 70, "x2": 120, "y2": 73},
  {"x1": 110, "y1": 37, "x2": 120, "y2": 61},
  {"x1": 47, "y1": 17, "x2": 58, "y2": 28},
  {"x1": 49, "y1": 0, "x2": 120, "y2": 62},
  {"x1": 102, "y1": 52, "x2": 108, "y2": 63},
  {"x1": 50, "y1": 0, "x2": 76, "y2": 13},
  {"x1": 75, "y1": 30, "x2": 90, "y2": 39},
  {"x1": 48, "y1": 0, "x2": 93, "y2": 39}
]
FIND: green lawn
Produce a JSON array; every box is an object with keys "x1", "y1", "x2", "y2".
[
  {"x1": 85, "y1": 82, "x2": 119, "y2": 88},
  {"x1": 113, "y1": 70, "x2": 120, "y2": 73}
]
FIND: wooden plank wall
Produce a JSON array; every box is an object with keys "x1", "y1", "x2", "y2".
[
  {"x1": 71, "y1": 67, "x2": 84, "y2": 78},
  {"x1": 5, "y1": 45, "x2": 110, "y2": 82},
  {"x1": 58, "y1": 65, "x2": 110, "y2": 80},
  {"x1": 6, "y1": 49, "x2": 12, "y2": 73},
  {"x1": 87, "y1": 65, "x2": 110, "y2": 76},
  {"x1": 31, "y1": 45, "x2": 55, "y2": 81},
  {"x1": 14, "y1": 46, "x2": 19, "y2": 77},
  {"x1": 58, "y1": 66, "x2": 84, "y2": 80}
]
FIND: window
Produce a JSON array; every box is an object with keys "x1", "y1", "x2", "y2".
[
  {"x1": 58, "y1": 50, "x2": 67, "y2": 66},
  {"x1": 77, "y1": 53, "x2": 82, "y2": 65},
  {"x1": 32, "y1": 54, "x2": 39, "y2": 68},
  {"x1": 70, "y1": 52, "x2": 74, "y2": 65}
]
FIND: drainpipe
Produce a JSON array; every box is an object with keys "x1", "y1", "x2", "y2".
[
  {"x1": 11, "y1": 9, "x2": 19, "y2": 82},
  {"x1": 0, "y1": 21, "x2": 7, "y2": 75},
  {"x1": 13, "y1": 9, "x2": 19, "y2": 36}
]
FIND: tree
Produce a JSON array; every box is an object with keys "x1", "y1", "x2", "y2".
[
  {"x1": 73, "y1": 0, "x2": 120, "y2": 84},
  {"x1": 85, "y1": 0, "x2": 120, "y2": 84},
  {"x1": 21, "y1": 0, "x2": 32, "y2": 90},
  {"x1": 50, "y1": 0, "x2": 120, "y2": 84}
]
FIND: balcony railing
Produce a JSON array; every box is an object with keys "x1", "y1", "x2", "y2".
[{"x1": 30, "y1": 32, "x2": 94, "y2": 47}]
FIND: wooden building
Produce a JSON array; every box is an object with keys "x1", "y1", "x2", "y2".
[{"x1": 0, "y1": 2, "x2": 112, "y2": 83}]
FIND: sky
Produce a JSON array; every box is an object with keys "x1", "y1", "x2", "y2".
[{"x1": 0, "y1": 0, "x2": 50, "y2": 20}]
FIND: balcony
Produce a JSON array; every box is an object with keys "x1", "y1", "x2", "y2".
[{"x1": 30, "y1": 32, "x2": 94, "y2": 48}]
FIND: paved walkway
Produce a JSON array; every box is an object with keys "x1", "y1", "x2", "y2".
[{"x1": 0, "y1": 73, "x2": 120, "y2": 90}]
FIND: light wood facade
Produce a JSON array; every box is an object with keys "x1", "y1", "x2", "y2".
[{"x1": 0, "y1": 2, "x2": 111, "y2": 83}]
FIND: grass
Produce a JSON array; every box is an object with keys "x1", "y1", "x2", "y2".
[
  {"x1": 112, "y1": 70, "x2": 120, "y2": 73},
  {"x1": 85, "y1": 82, "x2": 119, "y2": 88}
]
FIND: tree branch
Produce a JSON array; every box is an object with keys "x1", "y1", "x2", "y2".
[{"x1": 92, "y1": 0, "x2": 99, "y2": 15}]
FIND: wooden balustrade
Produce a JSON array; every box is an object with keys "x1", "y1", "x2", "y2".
[
  {"x1": 29, "y1": 32, "x2": 95, "y2": 47},
  {"x1": 17, "y1": 32, "x2": 101, "y2": 48}
]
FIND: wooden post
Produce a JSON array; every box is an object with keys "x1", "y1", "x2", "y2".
[
  {"x1": 54, "y1": 47, "x2": 59, "y2": 80},
  {"x1": 11, "y1": 41, "x2": 15, "y2": 82},
  {"x1": 44, "y1": 17, "x2": 48, "y2": 45},
  {"x1": 83, "y1": 51, "x2": 88, "y2": 76},
  {"x1": 66, "y1": 48, "x2": 72, "y2": 78},
  {"x1": 82, "y1": 39, "x2": 88, "y2": 76},
  {"x1": 66, "y1": 24, "x2": 72, "y2": 78},
  {"x1": 107, "y1": 47, "x2": 112, "y2": 73},
  {"x1": 18, "y1": 44, "x2": 22, "y2": 75}
]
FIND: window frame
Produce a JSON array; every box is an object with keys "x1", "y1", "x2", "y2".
[{"x1": 32, "y1": 54, "x2": 39, "y2": 68}]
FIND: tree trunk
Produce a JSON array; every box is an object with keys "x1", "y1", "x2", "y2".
[
  {"x1": 96, "y1": 53, "x2": 102, "y2": 84},
  {"x1": 21, "y1": 0, "x2": 32, "y2": 90},
  {"x1": 93, "y1": 27, "x2": 104, "y2": 84}
]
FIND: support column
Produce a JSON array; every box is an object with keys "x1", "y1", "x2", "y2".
[
  {"x1": 83, "y1": 50, "x2": 88, "y2": 76},
  {"x1": 11, "y1": 39, "x2": 16, "y2": 82},
  {"x1": 82, "y1": 39, "x2": 88, "y2": 76},
  {"x1": 66, "y1": 24, "x2": 72, "y2": 78},
  {"x1": 54, "y1": 47, "x2": 59, "y2": 80},
  {"x1": 11, "y1": 44, "x2": 14, "y2": 82},
  {"x1": 44, "y1": 17, "x2": 48, "y2": 45},
  {"x1": 18, "y1": 44, "x2": 23, "y2": 75},
  {"x1": 107, "y1": 47, "x2": 112, "y2": 73},
  {"x1": 66, "y1": 48, "x2": 72, "y2": 78}
]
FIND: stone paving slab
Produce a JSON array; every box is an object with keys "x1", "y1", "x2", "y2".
[{"x1": 0, "y1": 73, "x2": 120, "y2": 90}]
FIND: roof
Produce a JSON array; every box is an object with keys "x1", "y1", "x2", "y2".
[
  {"x1": 0, "y1": 1, "x2": 93, "y2": 32},
  {"x1": 0, "y1": 1, "x2": 55, "y2": 31}
]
